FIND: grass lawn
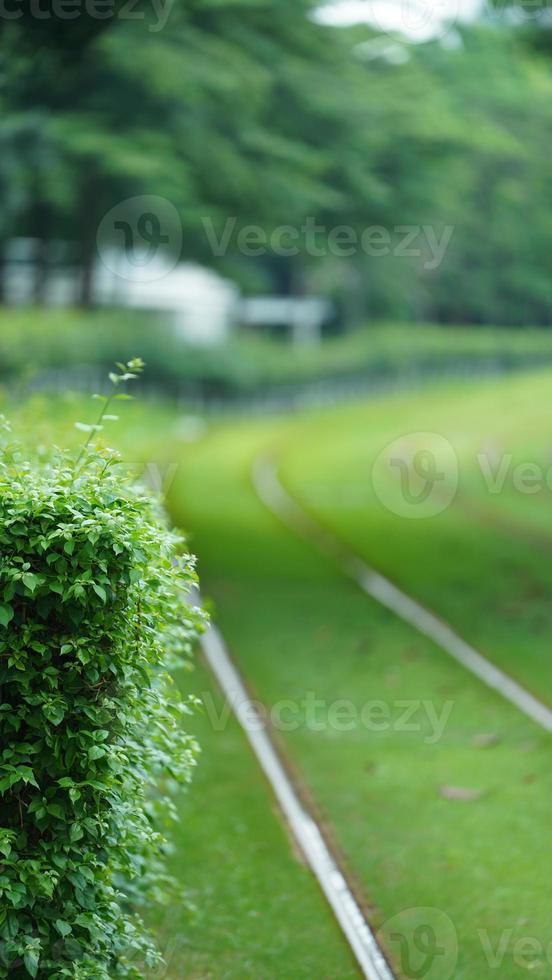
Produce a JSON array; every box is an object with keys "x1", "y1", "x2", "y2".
[
  {"x1": 147, "y1": 660, "x2": 358, "y2": 979},
  {"x1": 280, "y1": 369, "x2": 552, "y2": 700},
  {"x1": 163, "y1": 409, "x2": 552, "y2": 980},
  {"x1": 6, "y1": 370, "x2": 552, "y2": 978}
]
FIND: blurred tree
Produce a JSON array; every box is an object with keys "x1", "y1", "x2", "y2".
[
  {"x1": 410, "y1": 26, "x2": 552, "y2": 325},
  {"x1": 0, "y1": 0, "x2": 551, "y2": 324},
  {"x1": 488, "y1": 0, "x2": 552, "y2": 57},
  {"x1": 0, "y1": 0, "x2": 382, "y2": 304}
]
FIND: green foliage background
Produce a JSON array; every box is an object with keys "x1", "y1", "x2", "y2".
[
  {"x1": 0, "y1": 1, "x2": 550, "y2": 324},
  {"x1": 4, "y1": 311, "x2": 552, "y2": 399}
]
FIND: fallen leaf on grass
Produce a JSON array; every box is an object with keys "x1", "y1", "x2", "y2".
[
  {"x1": 472, "y1": 733, "x2": 500, "y2": 748},
  {"x1": 439, "y1": 785, "x2": 484, "y2": 802}
]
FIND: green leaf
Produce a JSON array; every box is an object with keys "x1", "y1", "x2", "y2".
[
  {"x1": 22, "y1": 573, "x2": 43, "y2": 594},
  {"x1": 92, "y1": 583, "x2": 107, "y2": 603},
  {"x1": 18, "y1": 767, "x2": 39, "y2": 788},
  {"x1": 24, "y1": 950, "x2": 39, "y2": 978},
  {"x1": 43, "y1": 703, "x2": 65, "y2": 726},
  {"x1": 0, "y1": 604, "x2": 13, "y2": 628},
  {"x1": 70, "y1": 823, "x2": 84, "y2": 843}
]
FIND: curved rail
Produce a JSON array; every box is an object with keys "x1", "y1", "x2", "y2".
[
  {"x1": 252, "y1": 455, "x2": 552, "y2": 733},
  {"x1": 199, "y1": 617, "x2": 395, "y2": 980}
]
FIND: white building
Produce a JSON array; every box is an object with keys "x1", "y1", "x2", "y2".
[
  {"x1": 3, "y1": 239, "x2": 239, "y2": 347},
  {"x1": 239, "y1": 296, "x2": 332, "y2": 345},
  {"x1": 3, "y1": 239, "x2": 331, "y2": 347}
]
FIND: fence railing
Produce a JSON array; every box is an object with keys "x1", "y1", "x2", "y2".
[{"x1": 9, "y1": 351, "x2": 552, "y2": 416}]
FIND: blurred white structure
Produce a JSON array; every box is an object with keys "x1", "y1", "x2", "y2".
[
  {"x1": 3, "y1": 239, "x2": 239, "y2": 347},
  {"x1": 315, "y1": 0, "x2": 482, "y2": 41},
  {"x1": 95, "y1": 249, "x2": 239, "y2": 345},
  {"x1": 3, "y1": 239, "x2": 331, "y2": 347},
  {"x1": 240, "y1": 296, "x2": 332, "y2": 345}
]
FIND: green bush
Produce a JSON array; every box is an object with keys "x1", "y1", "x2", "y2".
[
  {"x1": 0, "y1": 381, "x2": 204, "y2": 977},
  {"x1": 4, "y1": 310, "x2": 552, "y2": 401},
  {"x1": 0, "y1": 311, "x2": 259, "y2": 396}
]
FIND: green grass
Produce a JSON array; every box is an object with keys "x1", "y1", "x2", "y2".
[
  {"x1": 280, "y1": 369, "x2": 552, "y2": 700},
  {"x1": 163, "y1": 410, "x2": 552, "y2": 980},
  {"x1": 147, "y1": 661, "x2": 358, "y2": 979},
  {"x1": 7, "y1": 371, "x2": 552, "y2": 978}
]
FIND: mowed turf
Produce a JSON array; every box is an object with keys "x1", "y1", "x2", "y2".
[
  {"x1": 146, "y1": 660, "x2": 359, "y2": 980},
  {"x1": 280, "y1": 369, "x2": 552, "y2": 701},
  {"x1": 166, "y1": 413, "x2": 552, "y2": 980}
]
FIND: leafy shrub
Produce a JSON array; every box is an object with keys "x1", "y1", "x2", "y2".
[
  {"x1": 0, "y1": 311, "x2": 259, "y2": 397},
  {"x1": 3, "y1": 310, "x2": 552, "y2": 402},
  {"x1": 0, "y1": 371, "x2": 204, "y2": 978}
]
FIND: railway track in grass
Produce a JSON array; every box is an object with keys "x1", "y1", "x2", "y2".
[
  {"x1": 252, "y1": 455, "x2": 552, "y2": 735},
  {"x1": 198, "y1": 613, "x2": 395, "y2": 980}
]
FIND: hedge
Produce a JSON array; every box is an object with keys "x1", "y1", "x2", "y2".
[
  {"x1": 6, "y1": 312, "x2": 552, "y2": 406},
  {"x1": 0, "y1": 392, "x2": 204, "y2": 977}
]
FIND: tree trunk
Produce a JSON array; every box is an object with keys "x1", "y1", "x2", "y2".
[
  {"x1": 0, "y1": 247, "x2": 6, "y2": 306},
  {"x1": 79, "y1": 232, "x2": 96, "y2": 308},
  {"x1": 33, "y1": 236, "x2": 49, "y2": 305}
]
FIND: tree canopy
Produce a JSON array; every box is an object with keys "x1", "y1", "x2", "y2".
[{"x1": 0, "y1": 0, "x2": 551, "y2": 324}]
